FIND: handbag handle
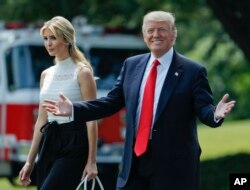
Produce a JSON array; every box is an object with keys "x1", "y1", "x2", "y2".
[{"x1": 75, "y1": 175, "x2": 104, "y2": 190}]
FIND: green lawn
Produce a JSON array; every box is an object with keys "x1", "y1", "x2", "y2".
[
  {"x1": 0, "y1": 179, "x2": 36, "y2": 190},
  {"x1": 199, "y1": 119, "x2": 250, "y2": 160},
  {"x1": 0, "y1": 119, "x2": 249, "y2": 189},
  {"x1": 199, "y1": 119, "x2": 250, "y2": 189}
]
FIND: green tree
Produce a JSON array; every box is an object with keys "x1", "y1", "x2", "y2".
[{"x1": 185, "y1": 9, "x2": 250, "y2": 119}]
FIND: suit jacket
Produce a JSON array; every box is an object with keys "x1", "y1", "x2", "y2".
[{"x1": 73, "y1": 50, "x2": 223, "y2": 190}]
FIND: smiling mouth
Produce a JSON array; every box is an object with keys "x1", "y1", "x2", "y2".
[{"x1": 152, "y1": 42, "x2": 162, "y2": 46}]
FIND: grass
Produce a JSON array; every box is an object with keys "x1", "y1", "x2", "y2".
[
  {"x1": 0, "y1": 119, "x2": 250, "y2": 189},
  {"x1": 199, "y1": 119, "x2": 250, "y2": 160},
  {"x1": 198, "y1": 119, "x2": 250, "y2": 189},
  {"x1": 0, "y1": 178, "x2": 36, "y2": 190}
]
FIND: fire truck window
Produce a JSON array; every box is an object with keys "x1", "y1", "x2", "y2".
[
  {"x1": 90, "y1": 48, "x2": 147, "y2": 90},
  {"x1": 29, "y1": 45, "x2": 53, "y2": 85},
  {"x1": 5, "y1": 48, "x2": 14, "y2": 91},
  {"x1": 13, "y1": 46, "x2": 33, "y2": 89},
  {"x1": 5, "y1": 45, "x2": 53, "y2": 91}
]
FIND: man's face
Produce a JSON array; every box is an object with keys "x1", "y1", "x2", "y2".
[{"x1": 143, "y1": 20, "x2": 174, "y2": 58}]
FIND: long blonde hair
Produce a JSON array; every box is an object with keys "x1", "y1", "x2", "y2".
[{"x1": 40, "y1": 16, "x2": 92, "y2": 69}]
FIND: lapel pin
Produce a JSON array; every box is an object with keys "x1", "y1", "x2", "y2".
[{"x1": 175, "y1": 72, "x2": 179, "y2": 76}]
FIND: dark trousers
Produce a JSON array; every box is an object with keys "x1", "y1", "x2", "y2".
[
  {"x1": 118, "y1": 141, "x2": 158, "y2": 190},
  {"x1": 37, "y1": 121, "x2": 88, "y2": 190}
]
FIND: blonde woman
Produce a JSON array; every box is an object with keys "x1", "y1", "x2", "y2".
[{"x1": 19, "y1": 16, "x2": 98, "y2": 190}]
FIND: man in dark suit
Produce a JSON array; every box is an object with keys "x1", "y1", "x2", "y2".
[{"x1": 43, "y1": 11, "x2": 236, "y2": 190}]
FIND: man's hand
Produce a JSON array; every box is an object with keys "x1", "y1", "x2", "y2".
[
  {"x1": 42, "y1": 93, "x2": 73, "y2": 116},
  {"x1": 215, "y1": 93, "x2": 236, "y2": 120}
]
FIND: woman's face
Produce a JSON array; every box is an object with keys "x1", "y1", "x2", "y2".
[{"x1": 42, "y1": 28, "x2": 69, "y2": 60}]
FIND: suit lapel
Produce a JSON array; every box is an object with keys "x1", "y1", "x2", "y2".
[
  {"x1": 154, "y1": 52, "x2": 183, "y2": 124},
  {"x1": 129, "y1": 54, "x2": 150, "y2": 126}
]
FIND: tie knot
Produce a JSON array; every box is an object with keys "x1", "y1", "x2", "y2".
[{"x1": 153, "y1": 59, "x2": 160, "y2": 67}]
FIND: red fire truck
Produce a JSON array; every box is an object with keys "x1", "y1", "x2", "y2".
[{"x1": 0, "y1": 20, "x2": 147, "y2": 188}]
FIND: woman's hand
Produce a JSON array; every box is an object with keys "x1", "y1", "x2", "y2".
[
  {"x1": 82, "y1": 161, "x2": 98, "y2": 181},
  {"x1": 19, "y1": 162, "x2": 35, "y2": 186}
]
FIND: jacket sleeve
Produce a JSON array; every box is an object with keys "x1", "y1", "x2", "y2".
[
  {"x1": 73, "y1": 64, "x2": 126, "y2": 123},
  {"x1": 193, "y1": 66, "x2": 223, "y2": 127}
]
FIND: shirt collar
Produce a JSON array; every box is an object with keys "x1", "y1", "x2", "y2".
[{"x1": 149, "y1": 47, "x2": 174, "y2": 68}]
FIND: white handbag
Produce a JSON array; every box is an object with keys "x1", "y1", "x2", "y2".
[{"x1": 76, "y1": 175, "x2": 104, "y2": 190}]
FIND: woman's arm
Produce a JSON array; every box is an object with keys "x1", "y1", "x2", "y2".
[
  {"x1": 19, "y1": 70, "x2": 48, "y2": 186},
  {"x1": 78, "y1": 66, "x2": 98, "y2": 180}
]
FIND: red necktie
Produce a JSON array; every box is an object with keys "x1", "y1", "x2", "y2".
[{"x1": 134, "y1": 59, "x2": 160, "y2": 156}]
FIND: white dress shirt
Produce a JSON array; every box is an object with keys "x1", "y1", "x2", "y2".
[{"x1": 135, "y1": 48, "x2": 174, "y2": 134}]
